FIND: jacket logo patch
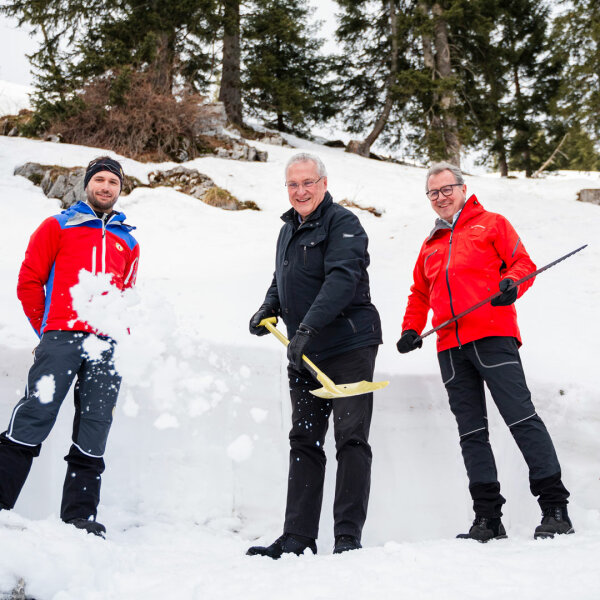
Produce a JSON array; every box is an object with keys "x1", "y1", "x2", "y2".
[
  {"x1": 116, "y1": 242, "x2": 124, "y2": 252},
  {"x1": 471, "y1": 225, "x2": 486, "y2": 230},
  {"x1": 342, "y1": 233, "x2": 355, "y2": 238}
]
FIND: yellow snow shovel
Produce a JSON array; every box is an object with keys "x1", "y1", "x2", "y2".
[{"x1": 259, "y1": 317, "x2": 389, "y2": 399}]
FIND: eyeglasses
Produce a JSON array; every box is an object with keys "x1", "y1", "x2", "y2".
[
  {"x1": 285, "y1": 177, "x2": 323, "y2": 191},
  {"x1": 426, "y1": 183, "x2": 462, "y2": 201}
]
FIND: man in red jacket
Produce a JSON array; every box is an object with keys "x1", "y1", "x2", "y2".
[
  {"x1": 0, "y1": 156, "x2": 139, "y2": 537},
  {"x1": 398, "y1": 161, "x2": 573, "y2": 542}
]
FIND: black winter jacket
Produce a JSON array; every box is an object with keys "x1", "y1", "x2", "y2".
[{"x1": 262, "y1": 192, "x2": 382, "y2": 361}]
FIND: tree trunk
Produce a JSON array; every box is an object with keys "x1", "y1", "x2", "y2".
[
  {"x1": 348, "y1": 0, "x2": 398, "y2": 158},
  {"x1": 495, "y1": 125, "x2": 509, "y2": 177},
  {"x1": 219, "y1": 0, "x2": 243, "y2": 127},
  {"x1": 151, "y1": 30, "x2": 175, "y2": 95},
  {"x1": 513, "y1": 65, "x2": 532, "y2": 177},
  {"x1": 432, "y1": 3, "x2": 460, "y2": 166}
]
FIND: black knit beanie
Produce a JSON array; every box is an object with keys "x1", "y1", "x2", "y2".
[{"x1": 84, "y1": 157, "x2": 124, "y2": 190}]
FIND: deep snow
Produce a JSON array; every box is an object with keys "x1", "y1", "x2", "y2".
[{"x1": 0, "y1": 84, "x2": 599, "y2": 599}]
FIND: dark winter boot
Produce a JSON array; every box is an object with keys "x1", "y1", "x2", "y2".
[
  {"x1": 457, "y1": 516, "x2": 507, "y2": 543},
  {"x1": 66, "y1": 517, "x2": 106, "y2": 539},
  {"x1": 534, "y1": 506, "x2": 574, "y2": 539},
  {"x1": 246, "y1": 533, "x2": 317, "y2": 559},
  {"x1": 333, "y1": 534, "x2": 362, "y2": 554}
]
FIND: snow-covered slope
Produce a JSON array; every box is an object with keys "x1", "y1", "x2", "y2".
[{"x1": 0, "y1": 126, "x2": 599, "y2": 597}]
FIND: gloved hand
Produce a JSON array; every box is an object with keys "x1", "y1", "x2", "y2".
[
  {"x1": 490, "y1": 278, "x2": 518, "y2": 307},
  {"x1": 396, "y1": 330, "x2": 423, "y2": 354},
  {"x1": 287, "y1": 323, "x2": 317, "y2": 370},
  {"x1": 249, "y1": 304, "x2": 278, "y2": 336}
]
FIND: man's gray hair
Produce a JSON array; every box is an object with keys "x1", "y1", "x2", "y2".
[
  {"x1": 425, "y1": 161, "x2": 464, "y2": 191},
  {"x1": 285, "y1": 152, "x2": 327, "y2": 178}
]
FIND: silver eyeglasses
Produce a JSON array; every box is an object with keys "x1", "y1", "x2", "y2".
[
  {"x1": 426, "y1": 183, "x2": 462, "y2": 201},
  {"x1": 285, "y1": 177, "x2": 323, "y2": 191}
]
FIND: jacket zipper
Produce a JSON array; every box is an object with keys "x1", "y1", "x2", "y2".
[
  {"x1": 304, "y1": 246, "x2": 307, "y2": 266},
  {"x1": 102, "y1": 219, "x2": 107, "y2": 274},
  {"x1": 445, "y1": 229, "x2": 462, "y2": 348}
]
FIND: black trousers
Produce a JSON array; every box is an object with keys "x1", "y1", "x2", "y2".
[
  {"x1": 438, "y1": 336, "x2": 569, "y2": 518},
  {"x1": 283, "y1": 345, "x2": 378, "y2": 541},
  {"x1": 0, "y1": 331, "x2": 120, "y2": 521}
]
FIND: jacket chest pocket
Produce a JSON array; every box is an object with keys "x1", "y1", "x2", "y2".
[{"x1": 300, "y1": 234, "x2": 327, "y2": 271}]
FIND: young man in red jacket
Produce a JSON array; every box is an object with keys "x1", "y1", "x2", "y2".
[
  {"x1": 398, "y1": 161, "x2": 573, "y2": 542},
  {"x1": 0, "y1": 156, "x2": 139, "y2": 537}
]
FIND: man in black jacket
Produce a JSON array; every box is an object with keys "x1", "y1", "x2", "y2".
[{"x1": 247, "y1": 153, "x2": 382, "y2": 558}]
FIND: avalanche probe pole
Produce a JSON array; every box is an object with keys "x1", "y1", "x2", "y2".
[{"x1": 415, "y1": 244, "x2": 588, "y2": 343}]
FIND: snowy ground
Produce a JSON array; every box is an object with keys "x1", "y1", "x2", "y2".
[{"x1": 0, "y1": 86, "x2": 599, "y2": 599}]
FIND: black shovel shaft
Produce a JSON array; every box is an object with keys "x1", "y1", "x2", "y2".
[{"x1": 416, "y1": 244, "x2": 587, "y2": 342}]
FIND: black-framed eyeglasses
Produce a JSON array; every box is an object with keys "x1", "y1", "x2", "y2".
[
  {"x1": 426, "y1": 183, "x2": 462, "y2": 201},
  {"x1": 285, "y1": 177, "x2": 323, "y2": 191}
]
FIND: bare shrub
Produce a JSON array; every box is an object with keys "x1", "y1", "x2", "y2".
[{"x1": 50, "y1": 71, "x2": 206, "y2": 162}]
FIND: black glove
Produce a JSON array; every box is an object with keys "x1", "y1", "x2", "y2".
[
  {"x1": 249, "y1": 304, "x2": 278, "y2": 336},
  {"x1": 396, "y1": 329, "x2": 423, "y2": 354},
  {"x1": 490, "y1": 278, "x2": 518, "y2": 307},
  {"x1": 287, "y1": 323, "x2": 317, "y2": 370}
]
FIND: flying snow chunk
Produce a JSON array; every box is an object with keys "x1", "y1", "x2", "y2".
[
  {"x1": 36, "y1": 375, "x2": 55, "y2": 404},
  {"x1": 250, "y1": 408, "x2": 268, "y2": 423},
  {"x1": 227, "y1": 434, "x2": 254, "y2": 462},
  {"x1": 153, "y1": 413, "x2": 180, "y2": 430},
  {"x1": 239, "y1": 365, "x2": 251, "y2": 379}
]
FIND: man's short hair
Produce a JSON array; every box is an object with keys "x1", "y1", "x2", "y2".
[
  {"x1": 285, "y1": 153, "x2": 327, "y2": 179},
  {"x1": 425, "y1": 161, "x2": 464, "y2": 191}
]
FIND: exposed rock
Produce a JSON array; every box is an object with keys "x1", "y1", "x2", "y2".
[
  {"x1": 147, "y1": 166, "x2": 215, "y2": 200},
  {"x1": 14, "y1": 162, "x2": 260, "y2": 211},
  {"x1": 14, "y1": 162, "x2": 141, "y2": 208},
  {"x1": 193, "y1": 102, "x2": 228, "y2": 136},
  {"x1": 577, "y1": 189, "x2": 600, "y2": 206},
  {"x1": 259, "y1": 134, "x2": 285, "y2": 146}
]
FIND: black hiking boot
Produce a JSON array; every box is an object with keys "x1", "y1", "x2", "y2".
[
  {"x1": 534, "y1": 506, "x2": 574, "y2": 539},
  {"x1": 66, "y1": 517, "x2": 106, "y2": 538},
  {"x1": 246, "y1": 533, "x2": 317, "y2": 559},
  {"x1": 333, "y1": 534, "x2": 362, "y2": 554},
  {"x1": 457, "y1": 516, "x2": 507, "y2": 543}
]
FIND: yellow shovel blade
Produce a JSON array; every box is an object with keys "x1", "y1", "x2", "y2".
[
  {"x1": 311, "y1": 379, "x2": 389, "y2": 399},
  {"x1": 258, "y1": 316, "x2": 389, "y2": 399}
]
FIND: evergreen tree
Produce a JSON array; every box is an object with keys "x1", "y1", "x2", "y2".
[
  {"x1": 334, "y1": 0, "x2": 419, "y2": 157},
  {"x1": 546, "y1": 0, "x2": 600, "y2": 170},
  {"x1": 1, "y1": 0, "x2": 219, "y2": 133},
  {"x1": 242, "y1": 0, "x2": 336, "y2": 133}
]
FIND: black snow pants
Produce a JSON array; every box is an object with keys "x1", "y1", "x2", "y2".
[
  {"x1": 283, "y1": 345, "x2": 378, "y2": 541},
  {"x1": 437, "y1": 336, "x2": 569, "y2": 518},
  {"x1": 0, "y1": 330, "x2": 121, "y2": 521}
]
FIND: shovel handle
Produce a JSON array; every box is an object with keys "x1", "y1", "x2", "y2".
[{"x1": 259, "y1": 317, "x2": 335, "y2": 386}]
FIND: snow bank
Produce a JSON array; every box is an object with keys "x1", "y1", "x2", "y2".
[{"x1": 0, "y1": 133, "x2": 599, "y2": 599}]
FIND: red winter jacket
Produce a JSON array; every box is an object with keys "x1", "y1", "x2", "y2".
[
  {"x1": 17, "y1": 201, "x2": 140, "y2": 337},
  {"x1": 402, "y1": 195, "x2": 535, "y2": 352}
]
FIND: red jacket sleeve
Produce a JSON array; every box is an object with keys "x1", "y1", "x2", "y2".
[
  {"x1": 16, "y1": 217, "x2": 60, "y2": 336},
  {"x1": 493, "y1": 216, "x2": 536, "y2": 298},
  {"x1": 402, "y1": 244, "x2": 431, "y2": 335}
]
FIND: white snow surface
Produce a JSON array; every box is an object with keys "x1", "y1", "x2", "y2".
[{"x1": 1, "y1": 95, "x2": 599, "y2": 597}]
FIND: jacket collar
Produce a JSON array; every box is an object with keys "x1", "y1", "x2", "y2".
[
  {"x1": 281, "y1": 191, "x2": 333, "y2": 227},
  {"x1": 63, "y1": 200, "x2": 134, "y2": 230},
  {"x1": 427, "y1": 194, "x2": 483, "y2": 241}
]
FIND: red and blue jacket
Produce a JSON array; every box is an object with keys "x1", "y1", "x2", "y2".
[
  {"x1": 17, "y1": 201, "x2": 139, "y2": 337},
  {"x1": 402, "y1": 195, "x2": 535, "y2": 352}
]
